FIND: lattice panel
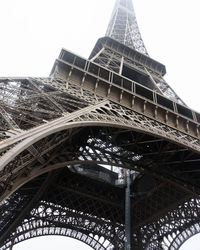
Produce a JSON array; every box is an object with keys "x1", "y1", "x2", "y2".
[
  {"x1": 0, "y1": 76, "x2": 200, "y2": 249},
  {"x1": 106, "y1": 0, "x2": 148, "y2": 55}
]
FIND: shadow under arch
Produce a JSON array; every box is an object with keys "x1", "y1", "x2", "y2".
[
  {"x1": 1, "y1": 120, "x2": 200, "y2": 249},
  {"x1": 0, "y1": 163, "x2": 124, "y2": 250},
  {"x1": 1, "y1": 111, "x2": 200, "y2": 202}
]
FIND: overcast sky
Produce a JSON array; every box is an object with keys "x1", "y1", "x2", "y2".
[{"x1": 1, "y1": 0, "x2": 199, "y2": 249}]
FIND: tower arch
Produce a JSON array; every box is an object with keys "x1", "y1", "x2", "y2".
[{"x1": 0, "y1": 0, "x2": 200, "y2": 249}]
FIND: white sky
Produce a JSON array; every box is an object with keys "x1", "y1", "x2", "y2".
[{"x1": 1, "y1": 0, "x2": 199, "y2": 249}]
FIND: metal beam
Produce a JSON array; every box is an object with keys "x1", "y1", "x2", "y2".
[{"x1": 125, "y1": 169, "x2": 131, "y2": 250}]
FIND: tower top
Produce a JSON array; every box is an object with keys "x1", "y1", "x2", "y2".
[{"x1": 106, "y1": 0, "x2": 148, "y2": 55}]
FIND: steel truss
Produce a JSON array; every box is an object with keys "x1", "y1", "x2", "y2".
[
  {"x1": 90, "y1": 37, "x2": 185, "y2": 105},
  {"x1": 106, "y1": 0, "x2": 148, "y2": 55},
  {"x1": 0, "y1": 76, "x2": 200, "y2": 249},
  {"x1": 103, "y1": 0, "x2": 184, "y2": 104},
  {"x1": 0, "y1": 0, "x2": 200, "y2": 249}
]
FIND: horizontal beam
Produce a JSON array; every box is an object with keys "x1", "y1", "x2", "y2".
[{"x1": 53, "y1": 57, "x2": 200, "y2": 141}]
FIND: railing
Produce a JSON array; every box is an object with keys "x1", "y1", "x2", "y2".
[{"x1": 57, "y1": 49, "x2": 199, "y2": 124}]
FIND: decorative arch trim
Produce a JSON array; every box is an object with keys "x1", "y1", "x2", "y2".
[
  {"x1": 1, "y1": 116, "x2": 198, "y2": 175},
  {"x1": 2, "y1": 226, "x2": 108, "y2": 250},
  {"x1": 169, "y1": 223, "x2": 200, "y2": 250}
]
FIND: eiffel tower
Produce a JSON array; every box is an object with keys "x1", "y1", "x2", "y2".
[{"x1": 1, "y1": 0, "x2": 200, "y2": 249}]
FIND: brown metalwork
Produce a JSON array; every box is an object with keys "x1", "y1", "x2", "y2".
[
  {"x1": 0, "y1": 0, "x2": 200, "y2": 249},
  {"x1": 0, "y1": 76, "x2": 200, "y2": 249}
]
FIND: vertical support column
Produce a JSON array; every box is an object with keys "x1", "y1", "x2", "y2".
[
  {"x1": 125, "y1": 169, "x2": 131, "y2": 250},
  {"x1": 119, "y1": 56, "x2": 124, "y2": 75}
]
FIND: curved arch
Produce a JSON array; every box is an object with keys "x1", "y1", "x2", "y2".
[
  {"x1": 0, "y1": 121, "x2": 157, "y2": 172},
  {"x1": 1, "y1": 159, "x2": 125, "y2": 202},
  {"x1": 3, "y1": 226, "x2": 108, "y2": 250},
  {"x1": 1, "y1": 115, "x2": 200, "y2": 202},
  {"x1": 169, "y1": 222, "x2": 200, "y2": 250},
  {"x1": 3, "y1": 160, "x2": 121, "y2": 197},
  {"x1": 0, "y1": 167, "x2": 124, "y2": 250},
  {"x1": 1, "y1": 116, "x2": 199, "y2": 176},
  {"x1": 1, "y1": 110, "x2": 200, "y2": 249}
]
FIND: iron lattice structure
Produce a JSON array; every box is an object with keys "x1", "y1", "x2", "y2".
[
  {"x1": 0, "y1": 0, "x2": 200, "y2": 249},
  {"x1": 106, "y1": 0, "x2": 148, "y2": 55}
]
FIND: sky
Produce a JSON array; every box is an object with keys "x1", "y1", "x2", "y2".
[{"x1": 0, "y1": 0, "x2": 200, "y2": 249}]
